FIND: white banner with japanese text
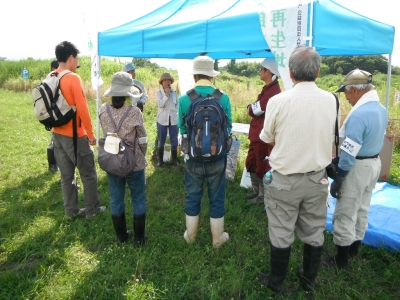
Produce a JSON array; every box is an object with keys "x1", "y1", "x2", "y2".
[
  {"x1": 258, "y1": 1, "x2": 311, "y2": 90},
  {"x1": 81, "y1": 9, "x2": 104, "y2": 90}
]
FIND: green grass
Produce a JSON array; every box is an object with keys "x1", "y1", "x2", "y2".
[{"x1": 0, "y1": 87, "x2": 399, "y2": 299}]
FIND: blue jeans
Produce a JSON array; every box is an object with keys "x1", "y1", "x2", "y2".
[
  {"x1": 157, "y1": 122, "x2": 178, "y2": 150},
  {"x1": 107, "y1": 169, "x2": 146, "y2": 216},
  {"x1": 184, "y1": 157, "x2": 227, "y2": 218}
]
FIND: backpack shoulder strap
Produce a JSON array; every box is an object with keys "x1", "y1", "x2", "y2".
[
  {"x1": 106, "y1": 104, "x2": 133, "y2": 134},
  {"x1": 211, "y1": 88, "x2": 223, "y2": 100},
  {"x1": 186, "y1": 88, "x2": 201, "y2": 101},
  {"x1": 57, "y1": 70, "x2": 71, "y2": 79}
]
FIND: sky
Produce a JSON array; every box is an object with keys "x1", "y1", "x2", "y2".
[{"x1": 1, "y1": 0, "x2": 399, "y2": 69}]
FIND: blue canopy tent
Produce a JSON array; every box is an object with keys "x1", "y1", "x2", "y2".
[
  {"x1": 97, "y1": 0, "x2": 395, "y2": 105},
  {"x1": 98, "y1": 0, "x2": 394, "y2": 59}
]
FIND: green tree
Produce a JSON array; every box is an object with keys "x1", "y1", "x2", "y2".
[
  {"x1": 321, "y1": 55, "x2": 389, "y2": 75},
  {"x1": 131, "y1": 58, "x2": 159, "y2": 69}
]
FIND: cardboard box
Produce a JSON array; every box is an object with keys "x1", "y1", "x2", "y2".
[
  {"x1": 332, "y1": 134, "x2": 394, "y2": 181},
  {"x1": 379, "y1": 134, "x2": 395, "y2": 180}
]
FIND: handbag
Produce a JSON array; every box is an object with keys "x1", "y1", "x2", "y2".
[
  {"x1": 98, "y1": 104, "x2": 136, "y2": 177},
  {"x1": 326, "y1": 93, "x2": 340, "y2": 180}
]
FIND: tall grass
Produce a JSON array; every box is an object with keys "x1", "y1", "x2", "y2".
[{"x1": 0, "y1": 87, "x2": 399, "y2": 299}]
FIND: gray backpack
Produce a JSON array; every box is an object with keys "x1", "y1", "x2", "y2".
[{"x1": 32, "y1": 70, "x2": 76, "y2": 131}]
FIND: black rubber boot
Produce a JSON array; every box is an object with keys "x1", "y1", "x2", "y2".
[
  {"x1": 322, "y1": 245, "x2": 350, "y2": 269},
  {"x1": 259, "y1": 244, "x2": 291, "y2": 293},
  {"x1": 111, "y1": 213, "x2": 131, "y2": 243},
  {"x1": 171, "y1": 149, "x2": 178, "y2": 165},
  {"x1": 157, "y1": 147, "x2": 164, "y2": 167},
  {"x1": 47, "y1": 148, "x2": 58, "y2": 172},
  {"x1": 134, "y1": 214, "x2": 148, "y2": 246},
  {"x1": 349, "y1": 240, "x2": 361, "y2": 258},
  {"x1": 298, "y1": 244, "x2": 323, "y2": 291}
]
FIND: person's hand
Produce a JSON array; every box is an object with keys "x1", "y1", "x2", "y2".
[
  {"x1": 247, "y1": 103, "x2": 252, "y2": 114},
  {"x1": 89, "y1": 137, "x2": 97, "y2": 145},
  {"x1": 137, "y1": 101, "x2": 144, "y2": 112},
  {"x1": 330, "y1": 178, "x2": 343, "y2": 198}
]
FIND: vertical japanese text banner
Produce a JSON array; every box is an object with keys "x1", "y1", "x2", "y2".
[
  {"x1": 258, "y1": 1, "x2": 310, "y2": 90},
  {"x1": 81, "y1": 10, "x2": 104, "y2": 90}
]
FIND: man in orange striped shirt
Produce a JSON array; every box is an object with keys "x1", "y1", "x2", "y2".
[{"x1": 52, "y1": 41, "x2": 106, "y2": 219}]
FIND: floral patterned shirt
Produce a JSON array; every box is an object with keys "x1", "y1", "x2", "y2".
[{"x1": 99, "y1": 103, "x2": 147, "y2": 171}]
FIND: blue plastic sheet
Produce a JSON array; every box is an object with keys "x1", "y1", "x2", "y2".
[{"x1": 326, "y1": 182, "x2": 400, "y2": 251}]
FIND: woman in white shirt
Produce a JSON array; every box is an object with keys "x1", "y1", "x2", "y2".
[{"x1": 155, "y1": 73, "x2": 179, "y2": 166}]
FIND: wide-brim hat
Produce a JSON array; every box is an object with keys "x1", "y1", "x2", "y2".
[
  {"x1": 261, "y1": 58, "x2": 280, "y2": 77},
  {"x1": 336, "y1": 69, "x2": 373, "y2": 92},
  {"x1": 158, "y1": 72, "x2": 175, "y2": 85},
  {"x1": 191, "y1": 55, "x2": 220, "y2": 77},
  {"x1": 104, "y1": 71, "x2": 142, "y2": 98}
]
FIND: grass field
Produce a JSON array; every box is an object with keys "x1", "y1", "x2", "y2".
[{"x1": 0, "y1": 87, "x2": 399, "y2": 299}]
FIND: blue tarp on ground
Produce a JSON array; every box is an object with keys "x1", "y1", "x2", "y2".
[{"x1": 326, "y1": 182, "x2": 400, "y2": 251}]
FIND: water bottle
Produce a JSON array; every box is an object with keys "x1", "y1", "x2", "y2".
[{"x1": 263, "y1": 171, "x2": 272, "y2": 187}]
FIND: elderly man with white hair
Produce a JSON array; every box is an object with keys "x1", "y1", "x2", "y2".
[
  {"x1": 258, "y1": 46, "x2": 337, "y2": 293},
  {"x1": 323, "y1": 69, "x2": 388, "y2": 269},
  {"x1": 245, "y1": 57, "x2": 281, "y2": 205}
]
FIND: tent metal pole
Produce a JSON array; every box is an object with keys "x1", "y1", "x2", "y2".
[
  {"x1": 309, "y1": 0, "x2": 314, "y2": 47},
  {"x1": 385, "y1": 54, "x2": 392, "y2": 112},
  {"x1": 96, "y1": 54, "x2": 101, "y2": 145}
]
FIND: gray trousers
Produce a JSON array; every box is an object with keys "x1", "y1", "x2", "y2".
[
  {"x1": 53, "y1": 133, "x2": 100, "y2": 216},
  {"x1": 333, "y1": 158, "x2": 381, "y2": 246},
  {"x1": 265, "y1": 169, "x2": 329, "y2": 248}
]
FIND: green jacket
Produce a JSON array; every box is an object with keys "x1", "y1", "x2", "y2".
[{"x1": 178, "y1": 80, "x2": 232, "y2": 135}]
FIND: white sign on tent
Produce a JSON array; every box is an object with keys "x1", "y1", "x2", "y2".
[{"x1": 258, "y1": 0, "x2": 311, "y2": 90}]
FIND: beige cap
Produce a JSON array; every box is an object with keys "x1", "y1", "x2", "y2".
[{"x1": 336, "y1": 69, "x2": 372, "y2": 92}]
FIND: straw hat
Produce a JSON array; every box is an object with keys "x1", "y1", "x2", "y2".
[
  {"x1": 158, "y1": 73, "x2": 175, "y2": 85},
  {"x1": 104, "y1": 72, "x2": 142, "y2": 98},
  {"x1": 191, "y1": 55, "x2": 220, "y2": 77}
]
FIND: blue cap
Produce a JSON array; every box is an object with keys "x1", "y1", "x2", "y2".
[{"x1": 122, "y1": 63, "x2": 136, "y2": 72}]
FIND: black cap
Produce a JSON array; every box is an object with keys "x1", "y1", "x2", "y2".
[{"x1": 51, "y1": 60, "x2": 59, "y2": 70}]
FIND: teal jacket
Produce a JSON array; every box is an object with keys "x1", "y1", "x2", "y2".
[{"x1": 178, "y1": 80, "x2": 232, "y2": 135}]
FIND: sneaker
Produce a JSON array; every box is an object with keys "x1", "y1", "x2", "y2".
[
  {"x1": 65, "y1": 207, "x2": 86, "y2": 219},
  {"x1": 49, "y1": 164, "x2": 58, "y2": 172},
  {"x1": 86, "y1": 206, "x2": 107, "y2": 219}
]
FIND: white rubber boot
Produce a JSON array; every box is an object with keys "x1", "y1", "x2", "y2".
[
  {"x1": 210, "y1": 217, "x2": 229, "y2": 248},
  {"x1": 183, "y1": 214, "x2": 199, "y2": 243}
]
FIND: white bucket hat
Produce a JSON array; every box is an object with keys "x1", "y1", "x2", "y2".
[
  {"x1": 261, "y1": 58, "x2": 280, "y2": 78},
  {"x1": 104, "y1": 72, "x2": 142, "y2": 99},
  {"x1": 191, "y1": 55, "x2": 220, "y2": 77}
]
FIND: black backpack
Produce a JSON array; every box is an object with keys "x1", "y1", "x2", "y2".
[{"x1": 184, "y1": 88, "x2": 232, "y2": 162}]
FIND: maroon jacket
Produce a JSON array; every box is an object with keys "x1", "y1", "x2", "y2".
[{"x1": 248, "y1": 79, "x2": 281, "y2": 143}]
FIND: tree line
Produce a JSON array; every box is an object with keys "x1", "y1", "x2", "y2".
[{"x1": 220, "y1": 55, "x2": 399, "y2": 77}]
